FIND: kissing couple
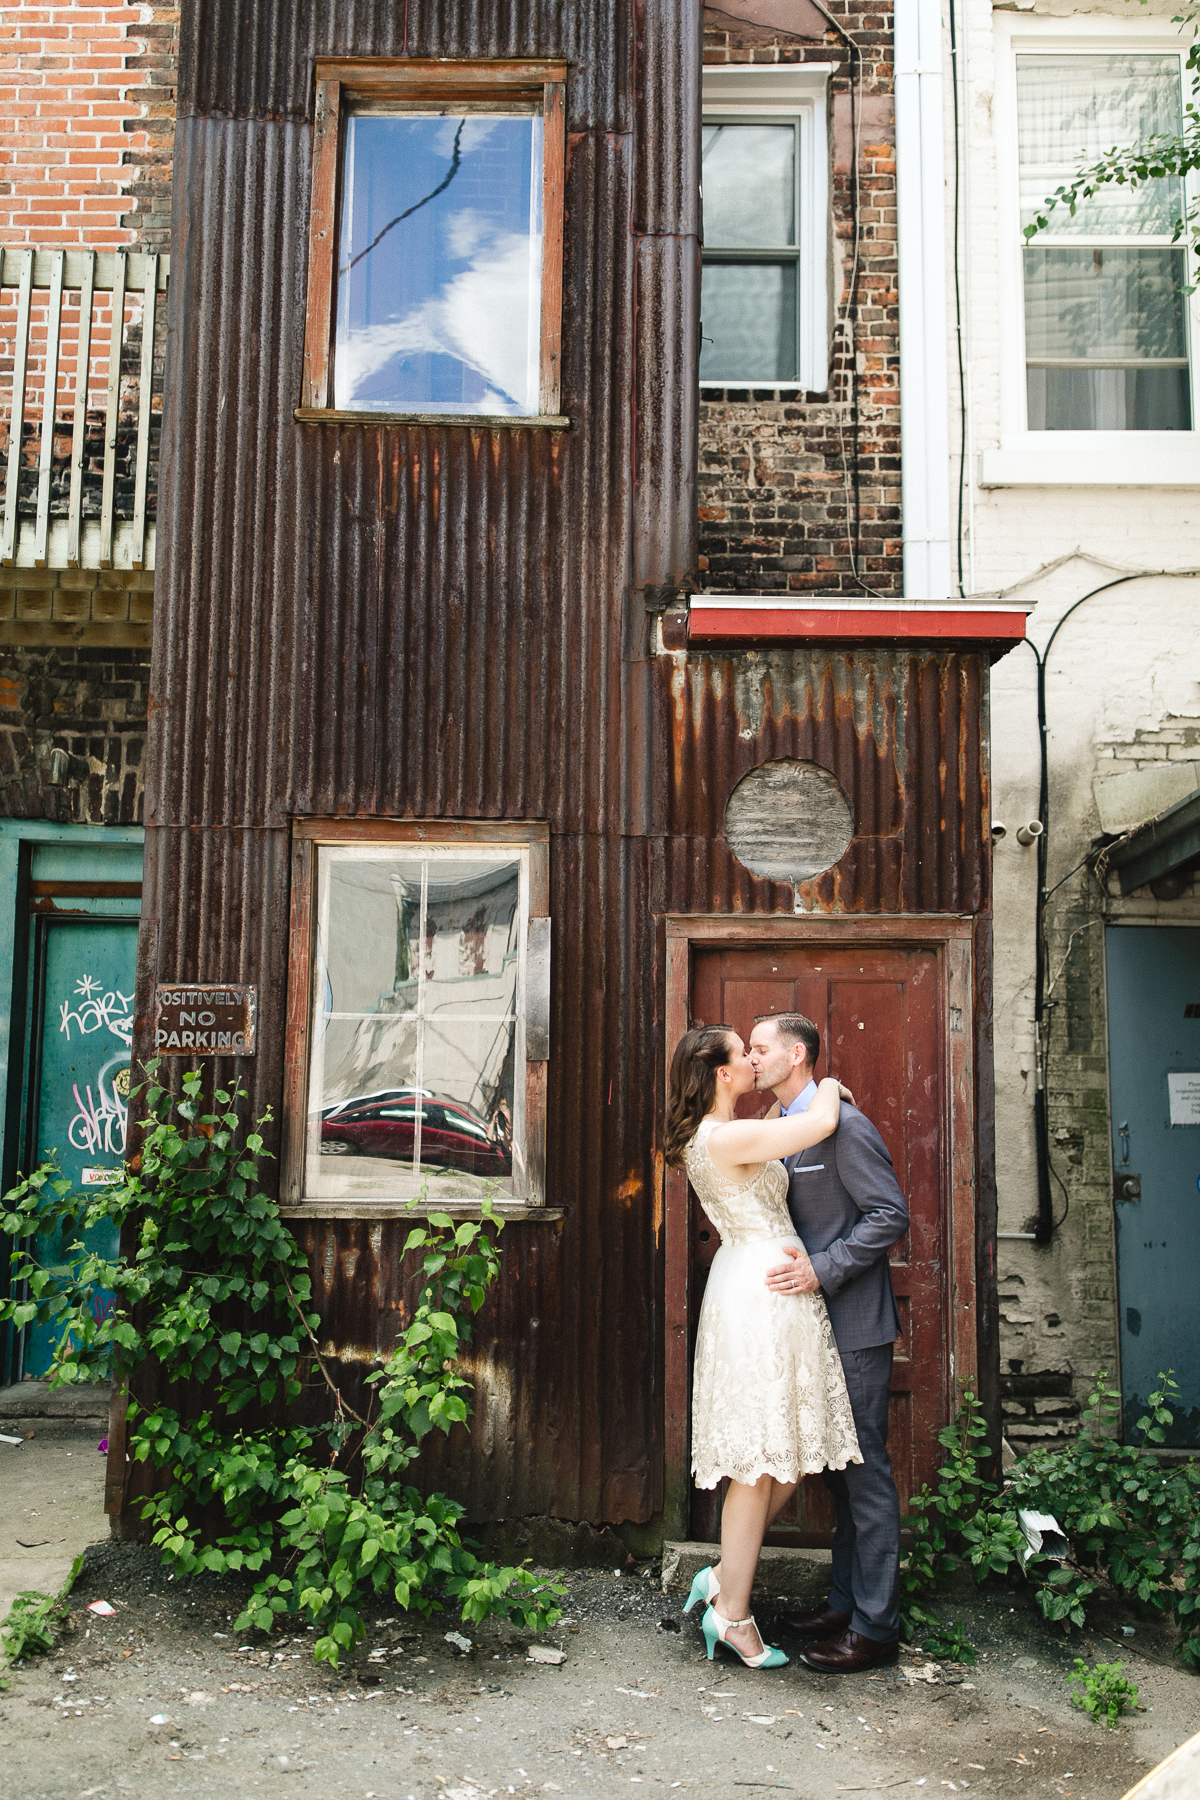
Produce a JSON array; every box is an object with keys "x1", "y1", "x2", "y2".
[{"x1": 664, "y1": 1011, "x2": 909, "y2": 1674}]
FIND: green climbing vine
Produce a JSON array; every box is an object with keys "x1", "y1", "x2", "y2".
[{"x1": 0, "y1": 1067, "x2": 562, "y2": 1667}]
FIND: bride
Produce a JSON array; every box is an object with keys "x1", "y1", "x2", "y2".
[{"x1": 665, "y1": 1025, "x2": 861, "y2": 1669}]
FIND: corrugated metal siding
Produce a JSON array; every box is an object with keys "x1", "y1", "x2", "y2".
[
  {"x1": 131, "y1": 0, "x2": 992, "y2": 1531},
  {"x1": 179, "y1": 1, "x2": 632, "y2": 131},
  {"x1": 136, "y1": 0, "x2": 693, "y2": 1529},
  {"x1": 652, "y1": 649, "x2": 988, "y2": 916}
]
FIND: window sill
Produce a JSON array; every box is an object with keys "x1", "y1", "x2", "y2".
[
  {"x1": 279, "y1": 1200, "x2": 564, "y2": 1222},
  {"x1": 979, "y1": 437, "x2": 1200, "y2": 487},
  {"x1": 293, "y1": 409, "x2": 571, "y2": 430}
]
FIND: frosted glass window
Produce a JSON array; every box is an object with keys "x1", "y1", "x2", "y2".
[
  {"x1": 701, "y1": 121, "x2": 800, "y2": 383},
  {"x1": 701, "y1": 263, "x2": 798, "y2": 382},
  {"x1": 1017, "y1": 55, "x2": 1189, "y2": 431},
  {"x1": 334, "y1": 113, "x2": 544, "y2": 415},
  {"x1": 703, "y1": 124, "x2": 795, "y2": 247}
]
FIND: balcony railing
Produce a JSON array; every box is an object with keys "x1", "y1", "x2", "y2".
[{"x1": 0, "y1": 249, "x2": 169, "y2": 603}]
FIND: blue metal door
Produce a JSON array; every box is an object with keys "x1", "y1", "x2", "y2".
[
  {"x1": 21, "y1": 917, "x2": 137, "y2": 1379},
  {"x1": 1106, "y1": 925, "x2": 1200, "y2": 1445}
]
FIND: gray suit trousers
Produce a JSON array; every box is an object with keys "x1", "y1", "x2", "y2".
[{"x1": 822, "y1": 1342, "x2": 900, "y2": 1642}]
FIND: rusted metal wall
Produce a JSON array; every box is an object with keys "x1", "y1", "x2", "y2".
[
  {"x1": 652, "y1": 649, "x2": 986, "y2": 915},
  {"x1": 132, "y1": 0, "x2": 698, "y2": 1531},
  {"x1": 128, "y1": 0, "x2": 996, "y2": 1532}
]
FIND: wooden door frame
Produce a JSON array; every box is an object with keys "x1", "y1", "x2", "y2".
[{"x1": 662, "y1": 913, "x2": 978, "y2": 1541}]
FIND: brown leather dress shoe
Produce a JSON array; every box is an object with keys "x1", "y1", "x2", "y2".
[
  {"x1": 799, "y1": 1629, "x2": 900, "y2": 1674},
  {"x1": 776, "y1": 1603, "x2": 851, "y2": 1640}
]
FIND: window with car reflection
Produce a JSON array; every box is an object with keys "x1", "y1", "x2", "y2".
[{"x1": 305, "y1": 844, "x2": 527, "y2": 1201}]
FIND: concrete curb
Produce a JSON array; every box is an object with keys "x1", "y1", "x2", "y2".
[
  {"x1": 0, "y1": 1380, "x2": 112, "y2": 1425},
  {"x1": 661, "y1": 1539, "x2": 831, "y2": 1603}
]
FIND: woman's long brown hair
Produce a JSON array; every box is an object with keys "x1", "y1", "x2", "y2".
[{"x1": 664, "y1": 1026, "x2": 734, "y2": 1167}]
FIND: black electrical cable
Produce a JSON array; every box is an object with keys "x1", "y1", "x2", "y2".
[
  {"x1": 1021, "y1": 572, "x2": 1159, "y2": 1243},
  {"x1": 947, "y1": 0, "x2": 968, "y2": 597},
  {"x1": 1042, "y1": 850, "x2": 1094, "y2": 905},
  {"x1": 1041, "y1": 993, "x2": 1071, "y2": 1233}
]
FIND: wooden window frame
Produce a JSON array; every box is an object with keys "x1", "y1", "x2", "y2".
[
  {"x1": 280, "y1": 819, "x2": 554, "y2": 1221},
  {"x1": 299, "y1": 59, "x2": 568, "y2": 427}
]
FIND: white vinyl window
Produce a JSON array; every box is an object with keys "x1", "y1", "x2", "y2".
[
  {"x1": 700, "y1": 66, "x2": 830, "y2": 392},
  {"x1": 983, "y1": 19, "x2": 1200, "y2": 487},
  {"x1": 1018, "y1": 53, "x2": 1189, "y2": 433}
]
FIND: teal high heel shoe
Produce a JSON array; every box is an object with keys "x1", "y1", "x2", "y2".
[
  {"x1": 682, "y1": 1564, "x2": 720, "y2": 1615},
  {"x1": 701, "y1": 1603, "x2": 789, "y2": 1669}
]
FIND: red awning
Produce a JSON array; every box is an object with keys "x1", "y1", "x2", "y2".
[{"x1": 684, "y1": 595, "x2": 1030, "y2": 656}]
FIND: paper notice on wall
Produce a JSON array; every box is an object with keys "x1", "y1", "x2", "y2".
[{"x1": 1167, "y1": 1073, "x2": 1200, "y2": 1125}]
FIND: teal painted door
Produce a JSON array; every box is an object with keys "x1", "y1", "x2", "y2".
[
  {"x1": 1106, "y1": 926, "x2": 1200, "y2": 1446},
  {"x1": 22, "y1": 917, "x2": 137, "y2": 1379}
]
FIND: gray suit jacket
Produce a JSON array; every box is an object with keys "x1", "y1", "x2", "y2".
[{"x1": 785, "y1": 1104, "x2": 909, "y2": 1352}]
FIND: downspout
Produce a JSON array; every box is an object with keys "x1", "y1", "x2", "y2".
[{"x1": 895, "y1": 0, "x2": 953, "y2": 598}]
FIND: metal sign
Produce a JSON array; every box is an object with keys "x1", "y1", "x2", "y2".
[{"x1": 152, "y1": 983, "x2": 257, "y2": 1056}]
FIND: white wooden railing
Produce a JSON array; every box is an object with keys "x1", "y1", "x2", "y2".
[{"x1": 0, "y1": 248, "x2": 169, "y2": 574}]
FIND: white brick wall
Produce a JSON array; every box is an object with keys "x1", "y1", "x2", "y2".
[{"x1": 952, "y1": 0, "x2": 1200, "y2": 1422}]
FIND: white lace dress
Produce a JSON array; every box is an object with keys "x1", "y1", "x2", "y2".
[{"x1": 685, "y1": 1117, "x2": 862, "y2": 1489}]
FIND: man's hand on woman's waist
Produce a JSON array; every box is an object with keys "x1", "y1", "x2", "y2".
[{"x1": 764, "y1": 1244, "x2": 820, "y2": 1295}]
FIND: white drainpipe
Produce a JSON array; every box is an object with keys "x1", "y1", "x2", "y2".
[{"x1": 894, "y1": 0, "x2": 953, "y2": 599}]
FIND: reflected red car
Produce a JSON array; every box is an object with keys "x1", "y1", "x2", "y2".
[{"x1": 320, "y1": 1096, "x2": 511, "y2": 1176}]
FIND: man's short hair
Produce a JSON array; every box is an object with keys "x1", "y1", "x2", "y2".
[{"x1": 754, "y1": 1011, "x2": 821, "y2": 1071}]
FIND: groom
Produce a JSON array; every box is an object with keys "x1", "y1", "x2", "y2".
[{"x1": 748, "y1": 1011, "x2": 909, "y2": 1674}]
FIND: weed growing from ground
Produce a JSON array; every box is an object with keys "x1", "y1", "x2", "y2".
[
  {"x1": 1068, "y1": 1658, "x2": 1139, "y2": 1728},
  {"x1": 909, "y1": 1612, "x2": 977, "y2": 1664},
  {"x1": 0, "y1": 1554, "x2": 83, "y2": 1680}
]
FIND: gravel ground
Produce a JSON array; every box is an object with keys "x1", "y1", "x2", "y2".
[{"x1": 2, "y1": 1451, "x2": 1198, "y2": 1800}]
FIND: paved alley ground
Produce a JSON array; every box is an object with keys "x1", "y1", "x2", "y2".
[{"x1": 2, "y1": 1428, "x2": 1198, "y2": 1800}]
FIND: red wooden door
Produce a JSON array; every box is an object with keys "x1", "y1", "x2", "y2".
[{"x1": 688, "y1": 945, "x2": 947, "y2": 1545}]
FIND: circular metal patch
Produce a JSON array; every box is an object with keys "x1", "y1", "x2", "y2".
[{"x1": 724, "y1": 758, "x2": 854, "y2": 882}]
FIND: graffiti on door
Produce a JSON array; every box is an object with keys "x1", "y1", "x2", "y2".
[
  {"x1": 59, "y1": 972, "x2": 135, "y2": 1046},
  {"x1": 23, "y1": 921, "x2": 139, "y2": 1379},
  {"x1": 57, "y1": 974, "x2": 134, "y2": 1158},
  {"x1": 67, "y1": 1056, "x2": 131, "y2": 1159}
]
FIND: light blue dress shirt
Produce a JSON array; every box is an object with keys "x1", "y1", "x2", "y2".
[
  {"x1": 783, "y1": 1078, "x2": 819, "y2": 1117},
  {"x1": 779, "y1": 1078, "x2": 819, "y2": 1162}
]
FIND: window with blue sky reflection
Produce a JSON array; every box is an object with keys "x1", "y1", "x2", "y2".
[{"x1": 334, "y1": 111, "x2": 545, "y2": 415}]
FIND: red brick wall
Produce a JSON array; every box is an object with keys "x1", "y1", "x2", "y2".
[
  {"x1": 0, "y1": 5, "x2": 173, "y2": 826},
  {"x1": 0, "y1": 2, "x2": 176, "y2": 501},
  {"x1": 0, "y1": 1, "x2": 177, "y2": 250},
  {"x1": 700, "y1": 2, "x2": 901, "y2": 596}
]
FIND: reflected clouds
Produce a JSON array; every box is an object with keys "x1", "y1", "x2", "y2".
[
  {"x1": 336, "y1": 228, "x2": 543, "y2": 414},
  {"x1": 334, "y1": 112, "x2": 544, "y2": 415}
]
